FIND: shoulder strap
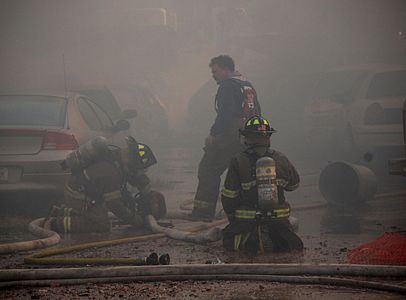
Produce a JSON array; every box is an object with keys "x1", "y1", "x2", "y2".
[
  {"x1": 236, "y1": 150, "x2": 258, "y2": 181},
  {"x1": 230, "y1": 78, "x2": 261, "y2": 119}
]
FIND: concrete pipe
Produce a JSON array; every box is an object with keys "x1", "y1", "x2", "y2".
[{"x1": 319, "y1": 161, "x2": 377, "y2": 205}]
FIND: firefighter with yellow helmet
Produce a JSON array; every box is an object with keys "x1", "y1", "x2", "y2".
[
  {"x1": 47, "y1": 136, "x2": 166, "y2": 233},
  {"x1": 221, "y1": 116, "x2": 303, "y2": 254}
]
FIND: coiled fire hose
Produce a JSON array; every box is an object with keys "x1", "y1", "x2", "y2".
[
  {"x1": 22, "y1": 218, "x2": 227, "y2": 266},
  {"x1": 0, "y1": 218, "x2": 60, "y2": 254}
]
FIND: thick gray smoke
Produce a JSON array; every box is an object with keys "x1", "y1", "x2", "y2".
[
  {"x1": 1, "y1": 1, "x2": 406, "y2": 277},
  {"x1": 1, "y1": 1, "x2": 405, "y2": 146}
]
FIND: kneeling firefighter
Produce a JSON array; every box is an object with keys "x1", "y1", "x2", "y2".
[
  {"x1": 221, "y1": 116, "x2": 303, "y2": 254},
  {"x1": 48, "y1": 136, "x2": 166, "y2": 233}
]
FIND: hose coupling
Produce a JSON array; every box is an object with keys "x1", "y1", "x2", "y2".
[{"x1": 141, "y1": 252, "x2": 170, "y2": 265}]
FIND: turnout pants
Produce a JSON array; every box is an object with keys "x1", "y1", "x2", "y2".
[
  {"x1": 52, "y1": 205, "x2": 111, "y2": 234},
  {"x1": 223, "y1": 219, "x2": 303, "y2": 255},
  {"x1": 51, "y1": 182, "x2": 145, "y2": 234},
  {"x1": 192, "y1": 135, "x2": 244, "y2": 219}
]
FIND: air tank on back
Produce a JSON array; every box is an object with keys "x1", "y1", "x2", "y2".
[
  {"x1": 256, "y1": 156, "x2": 278, "y2": 212},
  {"x1": 63, "y1": 136, "x2": 109, "y2": 172}
]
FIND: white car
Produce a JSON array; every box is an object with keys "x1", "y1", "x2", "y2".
[
  {"x1": 388, "y1": 98, "x2": 406, "y2": 176},
  {"x1": 304, "y1": 64, "x2": 406, "y2": 162}
]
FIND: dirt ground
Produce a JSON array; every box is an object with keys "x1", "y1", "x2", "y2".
[
  {"x1": 1, "y1": 147, "x2": 405, "y2": 299},
  {"x1": 2, "y1": 280, "x2": 405, "y2": 300}
]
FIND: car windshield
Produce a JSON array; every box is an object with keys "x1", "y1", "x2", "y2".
[
  {"x1": 0, "y1": 95, "x2": 66, "y2": 128},
  {"x1": 366, "y1": 71, "x2": 406, "y2": 99},
  {"x1": 315, "y1": 70, "x2": 368, "y2": 100}
]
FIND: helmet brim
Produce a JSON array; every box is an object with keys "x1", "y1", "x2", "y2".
[{"x1": 239, "y1": 128, "x2": 276, "y2": 136}]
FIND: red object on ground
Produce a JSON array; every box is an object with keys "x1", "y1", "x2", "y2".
[{"x1": 347, "y1": 232, "x2": 406, "y2": 265}]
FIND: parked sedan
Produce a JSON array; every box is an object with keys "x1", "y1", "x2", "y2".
[{"x1": 0, "y1": 93, "x2": 130, "y2": 198}]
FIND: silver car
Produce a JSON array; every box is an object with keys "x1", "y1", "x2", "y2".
[{"x1": 0, "y1": 93, "x2": 130, "y2": 198}]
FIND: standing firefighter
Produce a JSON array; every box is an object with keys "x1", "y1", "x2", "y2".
[
  {"x1": 221, "y1": 116, "x2": 303, "y2": 254},
  {"x1": 48, "y1": 136, "x2": 166, "y2": 233},
  {"x1": 192, "y1": 55, "x2": 261, "y2": 220}
]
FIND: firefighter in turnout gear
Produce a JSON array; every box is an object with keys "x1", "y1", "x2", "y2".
[
  {"x1": 192, "y1": 55, "x2": 261, "y2": 220},
  {"x1": 49, "y1": 136, "x2": 166, "y2": 234},
  {"x1": 221, "y1": 116, "x2": 303, "y2": 254}
]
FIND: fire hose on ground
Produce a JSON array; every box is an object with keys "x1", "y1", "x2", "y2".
[
  {"x1": 22, "y1": 218, "x2": 227, "y2": 266},
  {"x1": 0, "y1": 215, "x2": 403, "y2": 294},
  {"x1": 0, "y1": 264, "x2": 405, "y2": 294},
  {"x1": 1, "y1": 160, "x2": 406, "y2": 293},
  {"x1": 146, "y1": 215, "x2": 224, "y2": 243},
  {"x1": 0, "y1": 214, "x2": 405, "y2": 294},
  {"x1": 2, "y1": 191, "x2": 405, "y2": 255},
  {"x1": 0, "y1": 218, "x2": 60, "y2": 254},
  {"x1": 0, "y1": 200, "x2": 317, "y2": 255},
  {"x1": 2, "y1": 159, "x2": 405, "y2": 255}
]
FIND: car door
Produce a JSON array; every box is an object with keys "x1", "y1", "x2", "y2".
[{"x1": 348, "y1": 70, "x2": 406, "y2": 149}]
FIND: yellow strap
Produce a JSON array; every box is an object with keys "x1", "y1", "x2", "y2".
[
  {"x1": 63, "y1": 217, "x2": 67, "y2": 234},
  {"x1": 253, "y1": 119, "x2": 260, "y2": 125},
  {"x1": 104, "y1": 190, "x2": 122, "y2": 201},
  {"x1": 235, "y1": 209, "x2": 256, "y2": 219},
  {"x1": 242, "y1": 232, "x2": 251, "y2": 246},
  {"x1": 241, "y1": 180, "x2": 256, "y2": 191},
  {"x1": 138, "y1": 144, "x2": 145, "y2": 150},
  {"x1": 193, "y1": 200, "x2": 211, "y2": 208},
  {"x1": 270, "y1": 207, "x2": 290, "y2": 218},
  {"x1": 276, "y1": 178, "x2": 289, "y2": 187},
  {"x1": 273, "y1": 208, "x2": 290, "y2": 213},
  {"x1": 67, "y1": 208, "x2": 72, "y2": 233},
  {"x1": 234, "y1": 234, "x2": 242, "y2": 250},
  {"x1": 258, "y1": 225, "x2": 265, "y2": 254},
  {"x1": 63, "y1": 208, "x2": 68, "y2": 234},
  {"x1": 234, "y1": 208, "x2": 290, "y2": 219},
  {"x1": 139, "y1": 151, "x2": 145, "y2": 157},
  {"x1": 221, "y1": 188, "x2": 240, "y2": 198}
]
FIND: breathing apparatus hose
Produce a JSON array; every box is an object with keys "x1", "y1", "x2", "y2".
[{"x1": 1, "y1": 264, "x2": 406, "y2": 294}]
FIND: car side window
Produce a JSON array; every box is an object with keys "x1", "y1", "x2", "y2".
[
  {"x1": 367, "y1": 71, "x2": 406, "y2": 99},
  {"x1": 77, "y1": 98, "x2": 102, "y2": 130},
  {"x1": 87, "y1": 100, "x2": 114, "y2": 129}
]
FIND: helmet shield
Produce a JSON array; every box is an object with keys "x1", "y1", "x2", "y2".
[
  {"x1": 240, "y1": 116, "x2": 276, "y2": 137},
  {"x1": 125, "y1": 136, "x2": 157, "y2": 170}
]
